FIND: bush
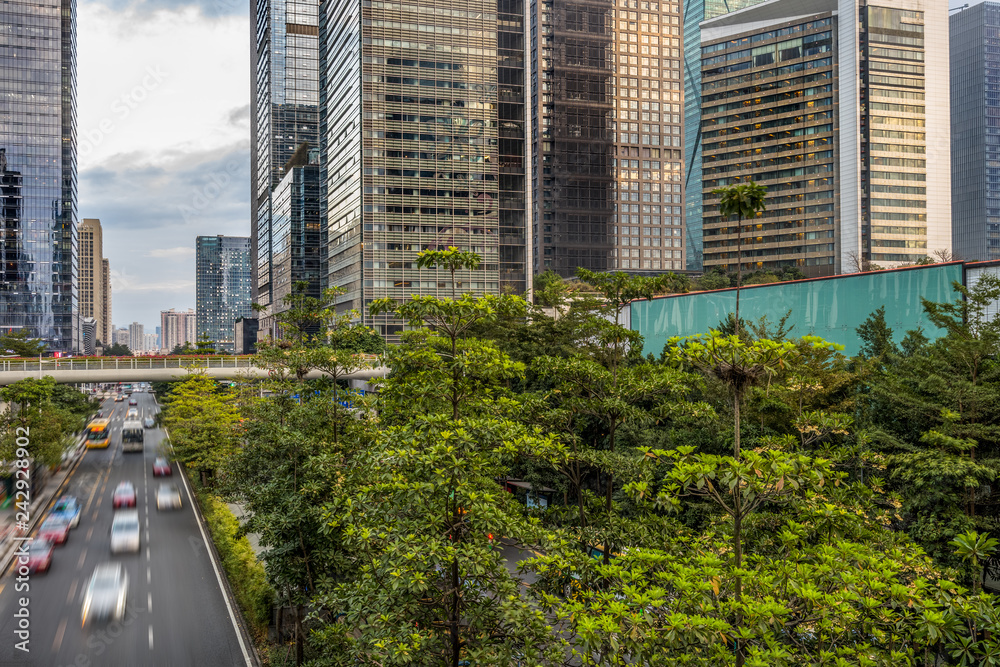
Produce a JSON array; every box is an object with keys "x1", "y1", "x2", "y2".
[{"x1": 192, "y1": 484, "x2": 274, "y2": 638}]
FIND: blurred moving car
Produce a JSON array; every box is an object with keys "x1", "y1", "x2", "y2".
[
  {"x1": 110, "y1": 511, "x2": 140, "y2": 553},
  {"x1": 81, "y1": 563, "x2": 128, "y2": 626},
  {"x1": 155, "y1": 483, "x2": 182, "y2": 511},
  {"x1": 128, "y1": 398, "x2": 138, "y2": 406},
  {"x1": 52, "y1": 496, "x2": 81, "y2": 528},
  {"x1": 38, "y1": 516, "x2": 70, "y2": 545},
  {"x1": 126, "y1": 408, "x2": 138, "y2": 419},
  {"x1": 26, "y1": 539, "x2": 53, "y2": 573},
  {"x1": 112, "y1": 481, "x2": 136, "y2": 509},
  {"x1": 152, "y1": 457, "x2": 171, "y2": 477},
  {"x1": 143, "y1": 416, "x2": 155, "y2": 428},
  {"x1": 114, "y1": 394, "x2": 124, "y2": 402}
]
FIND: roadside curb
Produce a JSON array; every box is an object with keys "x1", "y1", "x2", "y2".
[{"x1": 0, "y1": 437, "x2": 86, "y2": 574}]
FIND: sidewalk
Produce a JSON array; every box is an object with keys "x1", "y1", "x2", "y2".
[{"x1": 0, "y1": 437, "x2": 86, "y2": 571}]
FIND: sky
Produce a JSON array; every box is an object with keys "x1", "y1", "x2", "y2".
[{"x1": 77, "y1": 0, "x2": 250, "y2": 333}]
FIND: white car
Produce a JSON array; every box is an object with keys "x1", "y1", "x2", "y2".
[
  {"x1": 110, "y1": 510, "x2": 140, "y2": 554},
  {"x1": 156, "y1": 483, "x2": 182, "y2": 511},
  {"x1": 81, "y1": 563, "x2": 128, "y2": 626}
]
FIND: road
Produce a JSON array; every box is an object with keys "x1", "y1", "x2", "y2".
[{"x1": 0, "y1": 390, "x2": 252, "y2": 666}]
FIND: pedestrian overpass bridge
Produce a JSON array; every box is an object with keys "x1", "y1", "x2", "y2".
[{"x1": 0, "y1": 356, "x2": 389, "y2": 386}]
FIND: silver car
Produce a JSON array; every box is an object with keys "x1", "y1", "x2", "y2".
[
  {"x1": 155, "y1": 483, "x2": 182, "y2": 511},
  {"x1": 110, "y1": 510, "x2": 140, "y2": 554},
  {"x1": 81, "y1": 563, "x2": 128, "y2": 626}
]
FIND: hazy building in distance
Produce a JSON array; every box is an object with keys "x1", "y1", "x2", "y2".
[
  {"x1": 952, "y1": 2, "x2": 1000, "y2": 262},
  {"x1": 78, "y1": 219, "x2": 107, "y2": 347},
  {"x1": 113, "y1": 328, "x2": 129, "y2": 348},
  {"x1": 142, "y1": 332, "x2": 158, "y2": 354},
  {"x1": 196, "y1": 235, "x2": 252, "y2": 352},
  {"x1": 0, "y1": 0, "x2": 79, "y2": 351},
  {"x1": 128, "y1": 322, "x2": 144, "y2": 354},
  {"x1": 160, "y1": 308, "x2": 197, "y2": 352},
  {"x1": 251, "y1": 0, "x2": 323, "y2": 339},
  {"x1": 101, "y1": 258, "x2": 112, "y2": 345},
  {"x1": 699, "y1": 0, "x2": 950, "y2": 277}
]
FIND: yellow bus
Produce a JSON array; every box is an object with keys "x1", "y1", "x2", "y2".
[{"x1": 85, "y1": 418, "x2": 111, "y2": 449}]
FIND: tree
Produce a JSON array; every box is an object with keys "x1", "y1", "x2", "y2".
[
  {"x1": 195, "y1": 334, "x2": 217, "y2": 355},
  {"x1": 162, "y1": 373, "x2": 238, "y2": 486},
  {"x1": 102, "y1": 343, "x2": 132, "y2": 356},
  {"x1": 856, "y1": 306, "x2": 899, "y2": 360},
  {"x1": 711, "y1": 182, "x2": 767, "y2": 338},
  {"x1": 0, "y1": 378, "x2": 95, "y2": 468},
  {"x1": 169, "y1": 342, "x2": 197, "y2": 355},
  {"x1": 0, "y1": 330, "x2": 47, "y2": 357}
]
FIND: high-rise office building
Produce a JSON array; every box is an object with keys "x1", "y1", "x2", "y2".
[
  {"x1": 113, "y1": 327, "x2": 129, "y2": 348},
  {"x1": 251, "y1": 0, "x2": 323, "y2": 338},
  {"x1": 682, "y1": 0, "x2": 768, "y2": 271},
  {"x1": 128, "y1": 322, "x2": 144, "y2": 354},
  {"x1": 196, "y1": 236, "x2": 253, "y2": 352},
  {"x1": 699, "y1": 0, "x2": 950, "y2": 276},
  {"x1": 101, "y1": 258, "x2": 112, "y2": 345},
  {"x1": 0, "y1": 0, "x2": 79, "y2": 351},
  {"x1": 320, "y1": 0, "x2": 527, "y2": 337},
  {"x1": 952, "y1": 2, "x2": 1000, "y2": 262},
  {"x1": 160, "y1": 308, "x2": 198, "y2": 352},
  {"x1": 78, "y1": 219, "x2": 107, "y2": 346},
  {"x1": 529, "y1": 0, "x2": 685, "y2": 275}
]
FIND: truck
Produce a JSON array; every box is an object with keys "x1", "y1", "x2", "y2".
[{"x1": 121, "y1": 420, "x2": 144, "y2": 453}]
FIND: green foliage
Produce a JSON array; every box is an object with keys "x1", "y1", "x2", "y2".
[
  {"x1": 162, "y1": 374, "x2": 238, "y2": 483},
  {"x1": 0, "y1": 329, "x2": 47, "y2": 357},
  {"x1": 102, "y1": 342, "x2": 133, "y2": 356},
  {"x1": 0, "y1": 377, "x2": 95, "y2": 467}
]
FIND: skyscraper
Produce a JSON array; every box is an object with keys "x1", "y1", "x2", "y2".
[
  {"x1": 160, "y1": 308, "x2": 198, "y2": 352},
  {"x1": 196, "y1": 236, "x2": 253, "y2": 352},
  {"x1": 682, "y1": 0, "x2": 769, "y2": 271},
  {"x1": 0, "y1": 0, "x2": 78, "y2": 352},
  {"x1": 320, "y1": 0, "x2": 526, "y2": 337},
  {"x1": 251, "y1": 0, "x2": 323, "y2": 338},
  {"x1": 699, "y1": 0, "x2": 951, "y2": 276},
  {"x1": 101, "y1": 258, "x2": 113, "y2": 346},
  {"x1": 128, "y1": 322, "x2": 144, "y2": 355},
  {"x1": 79, "y1": 219, "x2": 107, "y2": 346},
  {"x1": 952, "y1": 2, "x2": 1000, "y2": 262}
]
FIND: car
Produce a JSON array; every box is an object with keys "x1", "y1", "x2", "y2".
[
  {"x1": 155, "y1": 483, "x2": 182, "y2": 511},
  {"x1": 114, "y1": 395, "x2": 124, "y2": 402},
  {"x1": 81, "y1": 563, "x2": 128, "y2": 626},
  {"x1": 112, "y1": 481, "x2": 136, "y2": 509},
  {"x1": 25, "y1": 539, "x2": 53, "y2": 573},
  {"x1": 128, "y1": 398, "x2": 137, "y2": 406},
  {"x1": 126, "y1": 408, "x2": 139, "y2": 419},
  {"x1": 152, "y1": 457, "x2": 171, "y2": 477},
  {"x1": 110, "y1": 510, "x2": 140, "y2": 553},
  {"x1": 38, "y1": 516, "x2": 70, "y2": 545},
  {"x1": 143, "y1": 417, "x2": 155, "y2": 429},
  {"x1": 52, "y1": 495, "x2": 81, "y2": 528}
]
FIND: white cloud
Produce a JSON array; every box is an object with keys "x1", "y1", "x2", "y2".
[{"x1": 145, "y1": 247, "x2": 196, "y2": 258}]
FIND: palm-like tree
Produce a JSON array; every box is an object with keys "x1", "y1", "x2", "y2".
[{"x1": 712, "y1": 182, "x2": 767, "y2": 337}]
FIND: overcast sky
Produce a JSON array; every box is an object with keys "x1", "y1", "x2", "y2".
[{"x1": 78, "y1": 0, "x2": 250, "y2": 334}]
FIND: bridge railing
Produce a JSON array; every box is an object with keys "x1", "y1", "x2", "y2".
[{"x1": 0, "y1": 354, "x2": 385, "y2": 374}]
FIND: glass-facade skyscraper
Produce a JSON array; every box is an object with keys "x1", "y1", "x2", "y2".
[
  {"x1": 251, "y1": 0, "x2": 322, "y2": 338},
  {"x1": 320, "y1": 0, "x2": 527, "y2": 337},
  {"x1": 0, "y1": 0, "x2": 78, "y2": 352},
  {"x1": 951, "y1": 2, "x2": 1000, "y2": 262},
  {"x1": 195, "y1": 236, "x2": 253, "y2": 353}
]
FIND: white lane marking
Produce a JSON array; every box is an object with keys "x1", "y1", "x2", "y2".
[
  {"x1": 148, "y1": 625, "x2": 154, "y2": 650},
  {"x1": 178, "y1": 459, "x2": 253, "y2": 666},
  {"x1": 52, "y1": 617, "x2": 67, "y2": 653},
  {"x1": 77, "y1": 548, "x2": 87, "y2": 569},
  {"x1": 146, "y1": 567, "x2": 151, "y2": 584},
  {"x1": 146, "y1": 546, "x2": 150, "y2": 561},
  {"x1": 86, "y1": 526, "x2": 94, "y2": 541},
  {"x1": 148, "y1": 592, "x2": 152, "y2": 613},
  {"x1": 67, "y1": 579, "x2": 78, "y2": 604}
]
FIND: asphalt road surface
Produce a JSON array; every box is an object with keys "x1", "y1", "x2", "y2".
[{"x1": 0, "y1": 390, "x2": 252, "y2": 667}]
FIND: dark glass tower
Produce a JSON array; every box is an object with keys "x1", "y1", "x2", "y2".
[
  {"x1": 952, "y1": 2, "x2": 1000, "y2": 262},
  {"x1": 195, "y1": 236, "x2": 253, "y2": 353},
  {"x1": 251, "y1": 0, "x2": 322, "y2": 338},
  {"x1": 0, "y1": 0, "x2": 78, "y2": 352}
]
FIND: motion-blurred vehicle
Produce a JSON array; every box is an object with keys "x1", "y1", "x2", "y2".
[
  {"x1": 128, "y1": 398, "x2": 138, "y2": 406},
  {"x1": 155, "y1": 483, "x2": 182, "y2": 511},
  {"x1": 112, "y1": 481, "x2": 136, "y2": 509},
  {"x1": 126, "y1": 408, "x2": 138, "y2": 419},
  {"x1": 114, "y1": 394, "x2": 124, "y2": 402},
  {"x1": 110, "y1": 511, "x2": 140, "y2": 553},
  {"x1": 38, "y1": 516, "x2": 70, "y2": 545},
  {"x1": 81, "y1": 563, "x2": 128, "y2": 626},
  {"x1": 122, "y1": 420, "x2": 144, "y2": 453},
  {"x1": 26, "y1": 539, "x2": 53, "y2": 573},
  {"x1": 143, "y1": 417, "x2": 155, "y2": 428},
  {"x1": 52, "y1": 496, "x2": 81, "y2": 528},
  {"x1": 152, "y1": 457, "x2": 171, "y2": 477},
  {"x1": 85, "y1": 418, "x2": 111, "y2": 449}
]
